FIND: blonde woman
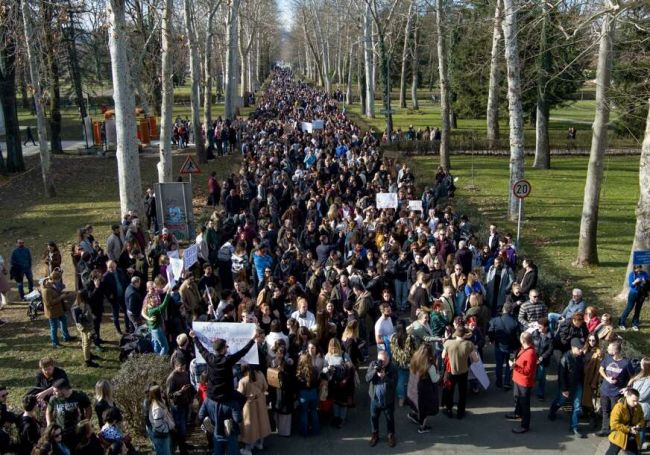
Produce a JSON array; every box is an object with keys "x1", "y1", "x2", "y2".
[
  {"x1": 407, "y1": 343, "x2": 440, "y2": 433},
  {"x1": 342, "y1": 320, "x2": 363, "y2": 367},
  {"x1": 95, "y1": 379, "x2": 119, "y2": 426},
  {"x1": 629, "y1": 357, "x2": 650, "y2": 449},
  {"x1": 146, "y1": 385, "x2": 174, "y2": 455},
  {"x1": 323, "y1": 338, "x2": 354, "y2": 428}
]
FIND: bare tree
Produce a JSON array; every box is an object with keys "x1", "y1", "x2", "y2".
[
  {"x1": 576, "y1": 8, "x2": 615, "y2": 266},
  {"x1": 437, "y1": 0, "x2": 451, "y2": 170},
  {"x1": 157, "y1": 0, "x2": 174, "y2": 182},
  {"x1": 41, "y1": 0, "x2": 63, "y2": 154},
  {"x1": 621, "y1": 98, "x2": 650, "y2": 296},
  {"x1": 224, "y1": 0, "x2": 241, "y2": 120},
  {"x1": 411, "y1": 9, "x2": 419, "y2": 110},
  {"x1": 502, "y1": 0, "x2": 525, "y2": 221},
  {"x1": 486, "y1": 0, "x2": 502, "y2": 149},
  {"x1": 184, "y1": 0, "x2": 206, "y2": 163},
  {"x1": 533, "y1": 0, "x2": 552, "y2": 169},
  {"x1": 363, "y1": 2, "x2": 375, "y2": 117},
  {"x1": 21, "y1": 0, "x2": 56, "y2": 196},
  {"x1": 108, "y1": 0, "x2": 144, "y2": 215},
  {"x1": 399, "y1": 0, "x2": 415, "y2": 109}
]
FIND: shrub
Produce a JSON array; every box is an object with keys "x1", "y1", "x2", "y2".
[{"x1": 112, "y1": 354, "x2": 171, "y2": 437}]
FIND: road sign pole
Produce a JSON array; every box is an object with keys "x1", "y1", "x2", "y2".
[{"x1": 516, "y1": 197, "x2": 522, "y2": 247}]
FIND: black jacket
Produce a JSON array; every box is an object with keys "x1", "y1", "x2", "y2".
[
  {"x1": 196, "y1": 339, "x2": 255, "y2": 401},
  {"x1": 487, "y1": 314, "x2": 520, "y2": 352},
  {"x1": 558, "y1": 351, "x2": 584, "y2": 392}
]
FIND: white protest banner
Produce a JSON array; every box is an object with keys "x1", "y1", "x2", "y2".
[
  {"x1": 301, "y1": 122, "x2": 313, "y2": 133},
  {"x1": 192, "y1": 322, "x2": 259, "y2": 365},
  {"x1": 376, "y1": 192, "x2": 398, "y2": 209},
  {"x1": 183, "y1": 244, "x2": 198, "y2": 270},
  {"x1": 169, "y1": 257, "x2": 184, "y2": 288},
  {"x1": 470, "y1": 359, "x2": 490, "y2": 390},
  {"x1": 408, "y1": 200, "x2": 423, "y2": 212},
  {"x1": 312, "y1": 119, "x2": 324, "y2": 130}
]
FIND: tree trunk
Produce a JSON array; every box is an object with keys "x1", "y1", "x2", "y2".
[
  {"x1": 576, "y1": 13, "x2": 614, "y2": 266},
  {"x1": 358, "y1": 42, "x2": 366, "y2": 116},
  {"x1": 486, "y1": 0, "x2": 502, "y2": 149},
  {"x1": 345, "y1": 44, "x2": 353, "y2": 105},
  {"x1": 533, "y1": 1, "x2": 551, "y2": 169},
  {"x1": 0, "y1": 31, "x2": 24, "y2": 172},
  {"x1": 364, "y1": 3, "x2": 375, "y2": 118},
  {"x1": 203, "y1": 5, "x2": 217, "y2": 135},
  {"x1": 20, "y1": 69, "x2": 30, "y2": 109},
  {"x1": 502, "y1": 0, "x2": 525, "y2": 221},
  {"x1": 411, "y1": 13, "x2": 419, "y2": 110},
  {"x1": 224, "y1": 0, "x2": 241, "y2": 120},
  {"x1": 157, "y1": 0, "x2": 173, "y2": 183},
  {"x1": 437, "y1": 0, "x2": 451, "y2": 170},
  {"x1": 22, "y1": 0, "x2": 56, "y2": 197},
  {"x1": 621, "y1": 99, "x2": 650, "y2": 297},
  {"x1": 42, "y1": 0, "x2": 63, "y2": 154},
  {"x1": 184, "y1": 0, "x2": 206, "y2": 163},
  {"x1": 379, "y1": 34, "x2": 393, "y2": 139},
  {"x1": 399, "y1": 0, "x2": 415, "y2": 109},
  {"x1": 108, "y1": 0, "x2": 143, "y2": 216},
  {"x1": 64, "y1": 2, "x2": 87, "y2": 120}
]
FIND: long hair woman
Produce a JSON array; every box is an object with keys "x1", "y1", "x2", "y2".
[
  {"x1": 390, "y1": 321, "x2": 415, "y2": 407},
  {"x1": 145, "y1": 385, "x2": 174, "y2": 455},
  {"x1": 341, "y1": 320, "x2": 363, "y2": 367},
  {"x1": 295, "y1": 353, "x2": 320, "y2": 436},
  {"x1": 237, "y1": 364, "x2": 272, "y2": 454},
  {"x1": 582, "y1": 334, "x2": 604, "y2": 427},
  {"x1": 323, "y1": 338, "x2": 355, "y2": 428},
  {"x1": 407, "y1": 343, "x2": 440, "y2": 433}
]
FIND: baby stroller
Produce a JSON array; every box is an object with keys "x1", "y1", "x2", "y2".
[{"x1": 25, "y1": 289, "x2": 44, "y2": 321}]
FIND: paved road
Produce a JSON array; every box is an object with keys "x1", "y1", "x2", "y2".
[{"x1": 198, "y1": 351, "x2": 605, "y2": 455}]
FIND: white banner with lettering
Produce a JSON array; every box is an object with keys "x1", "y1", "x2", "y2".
[
  {"x1": 192, "y1": 322, "x2": 259, "y2": 365},
  {"x1": 408, "y1": 200, "x2": 423, "y2": 211},
  {"x1": 376, "y1": 192, "x2": 398, "y2": 209}
]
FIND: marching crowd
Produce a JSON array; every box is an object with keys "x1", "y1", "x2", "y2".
[{"x1": 0, "y1": 69, "x2": 649, "y2": 455}]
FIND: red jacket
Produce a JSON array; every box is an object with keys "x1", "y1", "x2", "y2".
[{"x1": 512, "y1": 346, "x2": 537, "y2": 388}]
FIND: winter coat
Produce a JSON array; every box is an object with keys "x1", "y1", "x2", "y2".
[
  {"x1": 608, "y1": 398, "x2": 644, "y2": 450},
  {"x1": 237, "y1": 371, "x2": 272, "y2": 445},
  {"x1": 42, "y1": 281, "x2": 65, "y2": 319},
  {"x1": 485, "y1": 265, "x2": 514, "y2": 312}
]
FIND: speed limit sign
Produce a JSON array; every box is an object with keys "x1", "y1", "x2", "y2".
[{"x1": 512, "y1": 179, "x2": 532, "y2": 199}]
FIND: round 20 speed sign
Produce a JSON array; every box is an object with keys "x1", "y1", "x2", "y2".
[{"x1": 512, "y1": 179, "x2": 532, "y2": 199}]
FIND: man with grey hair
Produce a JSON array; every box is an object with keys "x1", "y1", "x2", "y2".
[
  {"x1": 548, "y1": 288, "x2": 586, "y2": 334},
  {"x1": 455, "y1": 240, "x2": 473, "y2": 275},
  {"x1": 366, "y1": 349, "x2": 398, "y2": 448},
  {"x1": 124, "y1": 275, "x2": 142, "y2": 331}
]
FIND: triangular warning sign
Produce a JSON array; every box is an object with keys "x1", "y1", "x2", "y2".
[{"x1": 179, "y1": 155, "x2": 201, "y2": 174}]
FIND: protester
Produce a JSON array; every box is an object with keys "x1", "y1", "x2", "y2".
[
  {"x1": 507, "y1": 332, "x2": 537, "y2": 434},
  {"x1": 366, "y1": 350, "x2": 397, "y2": 447},
  {"x1": 406, "y1": 343, "x2": 440, "y2": 433},
  {"x1": 597, "y1": 341, "x2": 635, "y2": 437},
  {"x1": 604, "y1": 388, "x2": 644, "y2": 455}
]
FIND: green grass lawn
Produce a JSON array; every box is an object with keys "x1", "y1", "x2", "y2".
[
  {"x1": 402, "y1": 153, "x2": 647, "y2": 353},
  {"x1": 347, "y1": 98, "x2": 640, "y2": 150},
  {"x1": 0, "y1": 152, "x2": 240, "y2": 410}
]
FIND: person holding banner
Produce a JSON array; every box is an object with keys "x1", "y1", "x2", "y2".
[{"x1": 188, "y1": 328, "x2": 257, "y2": 422}]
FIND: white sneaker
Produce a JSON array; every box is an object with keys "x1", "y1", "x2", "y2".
[
  {"x1": 255, "y1": 441, "x2": 264, "y2": 450},
  {"x1": 240, "y1": 449, "x2": 252, "y2": 455},
  {"x1": 618, "y1": 325, "x2": 627, "y2": 331},
  {"x1": 632, "y1": 326, "x2": 640, "y2": 332}
]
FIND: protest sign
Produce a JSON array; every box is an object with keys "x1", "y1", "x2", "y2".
[
  {"x1": 183, "y1": 244, "x2": 198, "y2": 270},
  {"x1": 312, "y1": 119, "x2": 324, "y2": 130},
  {"x1": 301, "y1": 122, "x2": 313, "y2": 133},
  {"x1": 408, "y1": 200, "x2": 423, "y2": 211},
  {"x1": 192, "y1": 322, "x2": 259, "y2": 364},
  {"x1": 376, "y1": 192, "x2": 398, "y2": 209}
]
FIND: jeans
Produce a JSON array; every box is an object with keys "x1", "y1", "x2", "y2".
[
  {"x1": 535, "y1": 363, "x2": 547, "y2": 398},
  {"x1": 298, "y1": 388, "x2": 319, "y2": 436},
  {"x1": 394, "y1": 280, "x2": 408, "y2": 311},
  {"x1": 396, "y1": 367, "x2": 409, "y2": 401},
  {"x1": 48, "y1": 316, "x2": 71, "y2": 346},
  {"x1": 149, "y1": 431, "x2": 172, "y2": 455},
  {"x1": 601, "y1": 394, "x2": 619, "y2": 432},
  {"x1": 619, "y1": 291, "x2": 645, "y2": 328},
  {"x1": 92, "y1": 307, "x2": 103, "y2": 346},
  {"x1": 550, "y1": 384, "x2": 583, "y2": 430},
  {"x1": 494, "y1": 347, "x2": 512, "y2": 388},
  {"x1": 213, "y1": 434, "x2": 239, "y2": 455},
  {"x1": 110, "y1": 299, "x2": 131, "y2": 333},
  {"x1": 333, "y1": 403, "x2": 348, "y2": 421},
  {"x1": 514, "y1": 383, "x2": 532, "y2": 429},
  {"x1": 442, "y1": 372, "x2": 469, "y2": 416},
  {"x1": 370, "y1": 399, "x2": 395, "y2": 434},
  {"x1": 151, "y1": 327, "x2": 169, "y2": 355},
  {"x1": 14, "y1": 269, "x2": 34, "y2": 299},
  {"x1": 171, "y1": 405, "x2": 189, "y2": 451}
]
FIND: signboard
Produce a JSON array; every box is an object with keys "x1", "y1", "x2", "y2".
[
  {"x1": 512, "y1": 179, "x2": 532, "y2": 199},
  {"x1": 168, "y1": 257, "x2": 183, "y2": 288},
  {"x1": 633, "y1": 251, "x2": 650, "y2": 266},
  {"x1": 312, "y1": 119, "x2": 324, "y2": 130},
  {"x1": 180, "y1": 155, "x2": 201, "y2": 175},
  {"x1": 301, "y1": 122, "x2": 313, "y2": 133},
  {"x1": 154, "y1": 182, "x2": 194, "y2": 241},
  {"x1": 376, "y1": 193, "x2": 398, "y2": 209},
  {"x1": 183, "y1": 244, "x2": 198, "y2": 270},
  {"x1": 192, "y1": 322, "x2": 259, "y2": 365},
  {"x1": 408, "y1": 200, "x2": 423, "y2": 212}
]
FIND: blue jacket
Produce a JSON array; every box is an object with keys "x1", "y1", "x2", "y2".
[
  {"x1": 10, "y1": 246, "x2": 32, "y2": 272},
  {"x1": 125, "y1": 284, "x2": 142, "y2": 316},
  {"x1": 628, "y1": 271, "x2": 649, "y2": 295},
  {"x1": 253, "y1": 254, "x2": 273, "y2": 281}
]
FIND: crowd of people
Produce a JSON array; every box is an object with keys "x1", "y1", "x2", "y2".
[{"x1": 0, "y1": 69, "x2": 649, "y2": 455}]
